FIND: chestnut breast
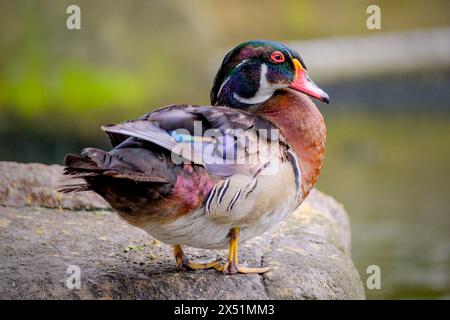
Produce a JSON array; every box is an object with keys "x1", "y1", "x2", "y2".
[{"x1": 258, "y1": 89, "x2": 326, "y2": 197}]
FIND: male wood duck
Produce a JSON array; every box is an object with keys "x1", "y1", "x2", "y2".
[{"x1": 61, "y1": 40, "x2": 329, "y2": 275}]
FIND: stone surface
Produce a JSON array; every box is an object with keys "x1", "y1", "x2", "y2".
[
  {"x1": 0, "y1": 162, "x2": 109, "y2": 210},
  {"x1": 0, "y1": 161, "x2": 365, "y2": 299}
]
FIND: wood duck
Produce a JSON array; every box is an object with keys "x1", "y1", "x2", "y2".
[{"x1": 61, "y1": 40, "x2": 329, "y2": 275}]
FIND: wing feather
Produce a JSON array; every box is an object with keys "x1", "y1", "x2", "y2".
[{"x1": 102, "y1": 105, "x2": 282, "y2": 179}]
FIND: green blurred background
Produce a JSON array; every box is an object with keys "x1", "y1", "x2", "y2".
[{"x1": 0, "y1": 0, "x2": 449, "y2": 299}]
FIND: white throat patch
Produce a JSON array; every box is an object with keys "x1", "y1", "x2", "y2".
[{"x1": 233, "y1": 63, "x2": 280, "y2": 105}]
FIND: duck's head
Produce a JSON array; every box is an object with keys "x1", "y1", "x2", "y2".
[{"x1": 210, "y1": 40, "x2": 329, "y2": 109}]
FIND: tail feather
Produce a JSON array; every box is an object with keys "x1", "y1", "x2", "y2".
[
  {"x1": 58, "y1": 183, "x2": 92, "y2": 193},
  {"x1": 60, "y1": 147, "x2": 170, "y2": 194},
  {"x1": 64, "y1": 154, "x2": 102, "y2": 171}
]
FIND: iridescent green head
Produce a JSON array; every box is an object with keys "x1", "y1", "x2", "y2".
[{"x1": 210, "y1": 40, "x2": 329, "y2": 109}]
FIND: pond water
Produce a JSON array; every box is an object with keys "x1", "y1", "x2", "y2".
[{"x1": 317, "y1": 113, "x2": 450, "y2": 299}]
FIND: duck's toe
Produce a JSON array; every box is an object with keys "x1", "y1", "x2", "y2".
[
  {"x1": 183, "y1": 259, "x2": 222, "y2": 271},
  {"x1": 236, "y1": 265, "x2": 270, "y2": 274},
  {"x1": 173, "y1": 244, "x2": 221, "y2": 271}
]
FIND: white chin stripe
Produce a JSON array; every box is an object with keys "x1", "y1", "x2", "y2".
[{"x1": 233, "y1": 63, "x2": 277, "y2": 105}]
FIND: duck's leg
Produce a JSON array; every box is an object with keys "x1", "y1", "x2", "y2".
[
  {"x1": 173, "y1": 245, "x2": 221, "y2": 271},
  {"x1": 215, "y1": 227, "x2": 270, "y2": 275}
]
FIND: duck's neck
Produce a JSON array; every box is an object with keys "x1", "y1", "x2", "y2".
[{"x1": 257, "y1": 89, "x2": 326, "y2": 197}]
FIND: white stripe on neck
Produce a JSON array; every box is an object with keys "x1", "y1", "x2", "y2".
[
  {"x1": 233, "y1": 63, "x2": 275, "y2": 105},
  {"x1": 216, "y1": 59, "x2": 248, "y2": 100}
]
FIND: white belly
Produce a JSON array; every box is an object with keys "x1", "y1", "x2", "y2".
[
  {"x1": 141, "y1": 162, "x2": 301, "y2": 249},
  {"x1": 143, "y1": 193, "x2": 298, "y2": 249}
]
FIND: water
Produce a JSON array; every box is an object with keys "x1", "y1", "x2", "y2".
[{"x1": 317, "y1": 113, "x2": 450, "y2": 299}]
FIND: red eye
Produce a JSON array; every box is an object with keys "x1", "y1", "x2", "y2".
[{"x1": 270, "y1": 51, "x2": 285, "y2": 63}]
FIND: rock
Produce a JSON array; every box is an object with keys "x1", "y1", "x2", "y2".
[
  {"x1": 0, "y1": 161, "x2": 365, "y2": 299},
  {"x1": 0, "y1": 162, "x2": 109, "y2": 210}
]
